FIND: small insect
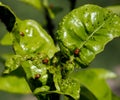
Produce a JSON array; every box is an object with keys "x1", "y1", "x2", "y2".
[
  {"x1": 42, "y1": 58, "x2": 49, "y2": 64},
  {"x1": 35, "y1": 74, "x2": 41, "y2": 79},
  {"x1": 20, "y1": 32, "x2": 25, "y2": 36},
  {"x1": 74, "y1": 48, "x2": 80, "y2": 56}
]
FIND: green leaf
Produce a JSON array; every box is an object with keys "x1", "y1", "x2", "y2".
[
  {"x1": 56, "y1": 4, "x2": 120, "y2": 66},
  {"x1": 0, "y1": 67, "x2": 31, "y2": 94},
  {"x1": 51, "y1": 66, "x2": 81, "y2": 99},
  {"x1": 107, "y1": 5, "x2": 120, "y2": 16},
  {"x1": 4, "y1": 55, "x2": 22, "y2": 73},
  {"x1": 0, "y1": 3, "x2": 58, "y2": 95},
  {"x1": 21, "y1": 57, "x2": 48, "y2": 85},
  {"x1": 12, "y1": 19, "x2": 58, "y2": 58},
  {"x1": 20, "y1": 0, "x2": 42, "y2": 10},
  {"x1": 0, "y1": 3, "x2": 58, "y2": 58},
  {"x1": 33, "y1": 86, "x2": 50, "y2": 94},
  {"x1": 0, "y1": 33, "x2": 13, "y2": 45},
  {"x1": 80, "y1": 86, "x2": 97, "y2": 100},
  {"x1": 70, "y1": 68, "x2": 116, "y2": 100}
]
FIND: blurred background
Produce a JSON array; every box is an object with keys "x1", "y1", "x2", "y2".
[{"x1": 0, "y1": 0, "x2": 120, "y2": 100}]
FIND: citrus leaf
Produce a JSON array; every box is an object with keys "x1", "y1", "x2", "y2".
[
  {"x1": 4, "y1": 55, "x2": 22, "y2": 73},
  {"x1": 0, "y1": 75, "x2": 31, "y2": 94},
  {"x1": 33, "y1": 86, "x2": 50, "y2": 94},
  {"x1": 20, "y1": 0, "x2": 42, "y2": 10},
  {"x1": 0, "y1": 67, "x2": 31, "y2": 94},
  {"x1": 0, "y1": 3, "x2": 58, "y2": 58},
  {"x1": 0, "y1": 3, "x2": 58, "y2": 94},
  {"x1": 0, "y1": 33, "x2": 13, "y2": 45},
  {"x1": 70, "y1": 68, "x2": 116, "y2": 100},
  {"x1": 80, "y1": 86, "x2": 97, "y2": 100},
  {"x1": 12, "y1": 19, "x2": 58, "y2": 58},
  {"x1": 56, "y1": 4, "x2": 120, "y2": 66},
  {"x1": 51, "y1": 66, "x2": 81, "y2": 99}
]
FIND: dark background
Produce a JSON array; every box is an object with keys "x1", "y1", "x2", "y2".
[{"x1": 0, "y1": 0, "x2": 120, "y2": 100}]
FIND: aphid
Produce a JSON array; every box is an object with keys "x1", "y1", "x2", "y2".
[
  {"x1": 74, "y1": 48, "x2": 80, "y2": 56},
  {"x1": 42, "y1": 58, "x2": 49, "y2": 64},
  {"x1": 35, "y1": 74, "x2": 41, "y2": 79},
  {"x1": 20, "y1": 32, "x2": 25, "y2": 36}
]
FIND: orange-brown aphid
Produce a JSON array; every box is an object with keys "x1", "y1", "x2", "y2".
[
  {"x1": 35, "y1": 74, "x2": 41, "y2": 79},
  {"x1": 74, "y1": 48, "x2": 80, "y2": 55},
  {"x1": 20, "y1": 32, "x2": 25, "y2": 36},
  {"x1": 42, "y1": 58, "x2": 49, "y2": 64}
]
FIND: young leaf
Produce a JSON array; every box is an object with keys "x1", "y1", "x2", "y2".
[
  {"x1": 12, "y1": 19, "x2": 58, "y2": 58},
  {"x1": 80, "y1": 86, "x2": 97, "y2": 100},
  {"x1": 0, "y1": 3, "x2": 58, "y2": 58},
  {"x1": 4, "y1": 55, "x2": 22, "y2": 73},
  {"x1": 20, "y1": 0, "x2": 42, "y2": 10},
  {"x1": 0, "y1": 67, "x2": 31, "y2": 94},
  {"x1": 0, "y1": 75, "x2": 31, "y2": 94},
  {"x1": 70, "y1": 68, "x2": 116, "y2": 100},
  {"x1": 56, "y1": 4, "x2": 120, "y2": 67},
  {"x1": 51, "y1": 66, "x2": 81, "y2": 99},
  {"x1": 0, "y1": 3, "x2": 58, "y2": 94},
  {"x1": 0, "y1": 33, "x2": 13, "y2": 45}
]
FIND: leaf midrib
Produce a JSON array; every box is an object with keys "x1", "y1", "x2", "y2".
[{"x1": 79, "y1": 16, "x2": 113, "y2": 49}]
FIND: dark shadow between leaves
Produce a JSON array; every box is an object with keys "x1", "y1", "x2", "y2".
[
  {"x1": 0, "y1": 5, "x2": 15, "y2": 32},
  {"x1": 2, "y1": 66, "x2": 26, "y2": 78}
]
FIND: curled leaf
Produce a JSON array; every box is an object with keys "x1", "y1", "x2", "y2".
[
  {"x1": 51, "y1": 66, "x2": 80, "y2": 99},
  {"x1": 56, "y1": 4, "x2": 120, "y2": 67},
  {"x1": 0, "y1": 3, "x2": 58, "y2": 58},
  {"x1": 12, "y1": 19, "x2": 58, "y2": 58}
]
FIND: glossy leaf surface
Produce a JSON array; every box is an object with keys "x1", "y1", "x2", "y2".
[
  {"x1": 71, "y1": 68, "x2": 116, "y2": 100},
  {"x1": 0, "y1": 33, "x2": 13, "y2": 45},
  {"x1": 0, "y1": 2, "x2": 57, "y2": 95},
  {"x1": 0, "y1": 3, "x2": 58, "y2": 58},
  {"x1": 12, "y1": 19, "x2": 58, "y2": 58},
  {"x1": 0, "y1": 68, "x2": 31, "y2": 94},
  {"x1": 80, "y1": 86, "x2": 97, "y2": 100},
  {"x1": 50, "y1": 66, "x2": 80, "y2": 99},
  {"x1": 56, "y1": 4, "x2": 120, "y2": 66},
  {"x1": 1, "y1": 3, "x2": 120, "y2": 100}
]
